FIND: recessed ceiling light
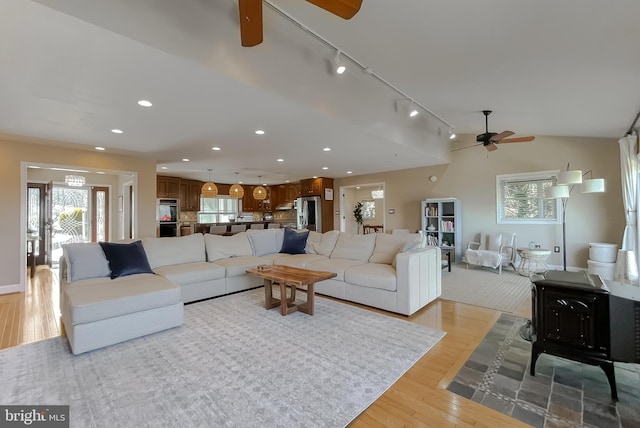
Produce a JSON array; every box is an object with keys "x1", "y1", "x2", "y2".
[
  {"x1": 212, "y1": 146, "x2": 221, "y2": 151},
  {"x1": 96, "y1": 171, "x2": 105, "y2": 174},
  {"x1": 95, "y1": 146, "x2": 105, "y2": 151},
  {"x1": 347, "y1": 171, "x2": 353, "y2": 174},
  {"x1": 322, "y1": 167, "x2": 328, "y2": 170},
  {"x1": 356, "y1": 186, "x2": 360, "y2": 189},
  {"x1": 277, "y1": 158, "x2": 284, "y2": 162},
  {"x1": 137, "y1": 100, "x2": 152, "y2": 107},
  {"x1": 255, "y1": 130, "x2": 265, "y2": 135},
  {"x1": 263, "y1": 183, "x2": 267, "y2": 186},
  {"x1": 161, "y1": 166, "x2": 168, "y2": 170},
  {"x1": 111, "y1": 129, "x2": 123, "y2": 134},
  {"x1": 239, "y1": 181, "x2": 243, "y2": 184},
  {"x1": 312, "y1": 176, "x2": 318, "y2": 179},
  {"x1": 285, "y1": 180, "x2": 290, "y2": 183},
  {"x1": 182, "y1": 158, "x2": 190, "y2": 162},
  {"x1": 323, "y1": 147, "x2": 331, "y2": 152}
]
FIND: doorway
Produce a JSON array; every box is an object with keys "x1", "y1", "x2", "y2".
[{"x1": 339, "y1": 182, "x2": 385, "y2": 234}]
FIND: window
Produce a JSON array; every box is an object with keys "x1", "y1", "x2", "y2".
[
  {"x1": 199, "y1": 196, "x2": 239, "y2": 223},
  {"x1": 496, "y1": 171, "x2": 560, "y2": 224},
  {"x1": 362, "y1": 200, "x2": 376, "y2": 219}
]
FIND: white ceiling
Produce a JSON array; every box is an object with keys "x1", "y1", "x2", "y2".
[{"x1": 2, "y1": 0, "x2": 639, "y2": 184}]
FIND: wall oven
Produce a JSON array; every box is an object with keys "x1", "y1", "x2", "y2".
[{"x1": 157, "y1": 198, "x2": 179, "y2": 237}]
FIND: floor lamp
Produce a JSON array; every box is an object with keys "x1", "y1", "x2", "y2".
[{"x1": 545, "y1": 165, "x2": 606, "y2": 271}]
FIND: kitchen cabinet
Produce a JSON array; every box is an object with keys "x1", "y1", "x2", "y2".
[
  {"x1": 300, "y1": 178, "x2": 321, "y2": 196},
  {"x1": 285, "y1": 183, "x2": 300, "y2": 202},
  {"x1": 179, "y1": 179, "x2": 203, "y2": 212},
  {"x1": 157, "y1": 176, "x2": 180, "y2": 198},
  {"x1": 242, "y1": 186, "x2": 257, "y2": 212}
]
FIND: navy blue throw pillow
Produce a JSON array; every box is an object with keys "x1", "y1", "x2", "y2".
[
  {"x1": 280, "y1": 228, "x2": 309, "y2": 255},
  {"x1": 99, "y1": 241, "x2": 154, "y2": 279}
]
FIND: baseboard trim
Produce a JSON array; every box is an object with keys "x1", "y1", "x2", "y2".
[{"x1": 0, "y1": 283, "x2": 23, "y2": 295}]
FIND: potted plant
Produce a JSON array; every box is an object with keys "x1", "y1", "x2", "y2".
[{"x1": 353, "y1": 202, "x2": 363, "y2": 234}]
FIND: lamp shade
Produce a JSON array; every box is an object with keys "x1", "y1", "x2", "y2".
[
  {"x1": 581, "y1": 178, "x2": 605, "y2": 193},
  {"x1": 545, "y1": 185, "x2": 570, "y2": 199},
  {"x1": 556, "y1": 170, "x2": 583, "y2": 185},
  {"x1": 201, "y1": 181, "x2": 218, "y2": 197},
  {"x1": 229, "y1": 184, "x2": 244, "y2": 199},
  {"x1": 253, "y1": 185, "x2": 267, "y2": 200}
]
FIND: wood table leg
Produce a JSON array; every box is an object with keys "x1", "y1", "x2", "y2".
[
  {"x1": 264, "y1": 279, "x2": 281, "y2": 310},
  {"x1": 297, "y1": 282, "x2": 315, "y2": 315},
  {"x1": 277, "y1": 281, "x2": 299, "y2": 316}
]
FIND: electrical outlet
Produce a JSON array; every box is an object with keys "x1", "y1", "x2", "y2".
[{"x1": 554, "y1": 246, "x2": 560, "y2": 253}]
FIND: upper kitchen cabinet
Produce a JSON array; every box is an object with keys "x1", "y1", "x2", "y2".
[
  {"x1": 286, "y1": 183, "x2": 300, "y2": 202},
  {"x1": 300, "y1": 178, "x2": 333, "y2": 198},
  {"x1": 157, "y1": 176, "x2": 180, "y2": 198},
  {"x1": 180, "y1": 179, "x2": 203, "y2": 212}
]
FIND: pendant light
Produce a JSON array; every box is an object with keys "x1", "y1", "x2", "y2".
[
  {"x1": 229, "y1": 172, "x2": 244, "y2": 199},
  {"x1": 201, "y1": 169, "x2": 218, "y2": 197},
  {"x1": 253, "y1": 176, "x2": 267, "y2": 200}
]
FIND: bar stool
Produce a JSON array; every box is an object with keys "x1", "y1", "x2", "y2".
[{"x1": 230, "y1": 224, "x2": 247, "y2": 234}]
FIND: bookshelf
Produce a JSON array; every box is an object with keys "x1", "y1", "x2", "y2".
[{"x1": 421, "y1": 198, "x2": 461, "y2": 262}]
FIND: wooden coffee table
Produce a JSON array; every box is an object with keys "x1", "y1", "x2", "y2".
[{"x1": 246, "y1": 265, "x2": 337, "y2": 316}]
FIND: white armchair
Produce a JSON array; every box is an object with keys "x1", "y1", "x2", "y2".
[{"x1": 464, "y1": 232, "x2": 517, "y2": 274}]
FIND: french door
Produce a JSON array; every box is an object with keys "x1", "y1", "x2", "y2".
[{"x1": 27, "y1": 183, "x2": 110, "y2": 267}]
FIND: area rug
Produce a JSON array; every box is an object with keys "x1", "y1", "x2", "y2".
[
  {"x1": 0, "y1": 288, "x2": 445, "y2": 428},
  {"x1": 441, "y1": 264, "x2": 531, "y2": 312},
  {"x1": 447, "y1": 313, "x2": 640, "y2": 427}
]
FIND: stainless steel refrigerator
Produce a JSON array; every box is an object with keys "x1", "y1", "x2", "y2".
[{"x1": 296, "y1": 196, "x2": 322, "y2": 231}]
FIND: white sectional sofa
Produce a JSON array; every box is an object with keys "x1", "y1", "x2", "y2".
[{"x1": 60, "y1": 229, "x2": 441, "y2": 354}]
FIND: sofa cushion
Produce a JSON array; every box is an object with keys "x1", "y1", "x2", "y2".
[
  {"x1": 143, "y1": 234, "x2": 206, "y2": 269},
  {"x1": 64, "y1": 273, "x2": 180, "y2": 325},
  {"x1": 63, "y1": 243, "x2": 111, "y2": 283},
  {"x1": 306, "y1": 258, "x2": 366, "y2": 281},
  {"x1": 204, "y1": 232, "x2": 253, "y2": 262},
  {"x1": 214, "y1": 256, "x2": 273, "y2": 277},
  {"x1": 153, "y1": 261, "x2": 226, "y2": 286},
  {"x1": 280, "y1": 228, "x2": 309, "y2": 255},
  {"x1": 330, "y1": 233, "x2": 376, "y2": 261},
  {"x1": 305, "y1": 230, "x2": 339, "y2": 256},
  {"x1": 99, "y1": 241, "x2": 153, "y2": 279},
  {"x1": 247, "y1": 229, "x2": 284, "y2": 256},
  {"x1": 274, "y1": 254, "x2": 327, "y2": 269},
  {"x1": 344, "y1": 263, "x2": 397, "y2": 292},
  {"x1": 369, "y1": 233, "x2": 422, "y2": 265}
]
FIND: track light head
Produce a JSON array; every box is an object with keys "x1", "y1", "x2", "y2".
[
  {"x1": 333, "y1": 50, "x2": 346, "y2": 75},
  {"x1": 449, "y1": 127, "x2": 456, "y2": 139},
  {"x1": 409, "y1": 102, "x2": 419, "y2": 118}
]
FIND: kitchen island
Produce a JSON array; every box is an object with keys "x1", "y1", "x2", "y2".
[{"x1": 192, "y1": 221, "x2": 276, "y2": 235}]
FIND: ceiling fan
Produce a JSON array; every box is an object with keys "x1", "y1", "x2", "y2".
[
  {"x1": 238, "y1": 0, "x2": 362, "y2": 47},
  {"x1": 454, "y1": 110, "x2": 536, "y2": 152}
]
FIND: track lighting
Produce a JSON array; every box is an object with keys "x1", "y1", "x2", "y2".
[
  {"x1": 408, "y1": 101, "x2": 419, "y2": 118},
  {"x1": 333, "y1": 50, "x2": 346, "y2": 75},
  {"x1": 449, "y1": 127, "x2": 456, "y2": 140}
]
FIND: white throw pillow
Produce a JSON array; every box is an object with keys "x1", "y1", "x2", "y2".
[
  {"x1": 330, "y1": 233, "x2": 376, "y2": 261},
  {"x1": 315, "y1": 230, "x2": 340, "y2": 257},
  {"x1": 369, "y1": 234, "x2": 421, "y2": 265},
  {"x1": 487, "y1": 233, "x2": 502, "y2": 252},
  {"x1": 204, "y1": 232, "x2": 253, "y2": 262},
  {"x1": 63, "y1": 243, "x2": 111, "y2": 283},
  {"x1": 305, "y1": 231, "x2": 322, "y2": 254},
  {"x1": 143, "y1": 234, "x2": 206, "y2": 269},
  {"x1": 247, "y1": 229, "x2": 284, "y2": 256}
]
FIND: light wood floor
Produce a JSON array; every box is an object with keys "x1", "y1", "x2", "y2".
[{"x1": 1, "y1": 266, "x2": 532, "y2": 427}]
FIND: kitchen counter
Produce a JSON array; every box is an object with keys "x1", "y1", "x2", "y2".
[{"x1": 193, "y1": 221, "x2": 276, "y2": 234}]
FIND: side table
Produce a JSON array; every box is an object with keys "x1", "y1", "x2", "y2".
[{"x1": 517, "y1": 248, "x2": 551, "y2": 277}]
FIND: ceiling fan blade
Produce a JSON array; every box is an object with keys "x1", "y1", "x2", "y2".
[
  {"x1": 490, "y1": 131, "x2": 514, "y2": 142},
  {"x1": 485, "y1": 143, "x2": 498, "y2": 152},
  {"x1": 306, "y1": 0, "x2": 362, "y2": 19},
  {"x1": 239, "y1": 0, "x2": 263, "y2": 47},
  {"x1": 499, "y1": 136, "x2": 536, "y2": 143}
]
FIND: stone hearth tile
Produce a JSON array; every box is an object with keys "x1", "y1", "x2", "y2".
[
  {"x1": 512, "y1": 403, "x2": 545, "y2": 428},
  {"x1": 498, "y1": 361, "x2": 525, "y2": 382},
  {"x1": 481, "y1": 392, "x2": 515, "y2": 416},
  {"x1": 471, "y1": 390, "x2": 486, "y2": 403},
  {"x1": 464, "y1": 359, "x2": 488, "y2": 373},
  {"x1": 583, "y1": 397, "x2": 619, "y2": 428},
  {"x1": 549, "y1": 391, "x2": 582, "y2": 414},
  {"x1": 547, "y1": 402, "x2": 581, "y2": 425},
  {"x1": 517, "y1": 389, "x2": 549, "y2": 409},
  {"x1": 554, "y1": 371, "x2": 583, "y2": 390},
  {"x1": 488, "y1": 373, "x2": 520, "y2": 399},
  {"x1": 543, "y1": 417, "x2": 580, "y2": 428},
  {"x1": 456, "y1": 366, "x2": 484, "y2": 387},
  {"x1": 521, "y1": 377, "x2": 552, "y2": 397},
  {"x1": 522, "y1": 371, "x2": 552, "y2": 387},
  {"x1": 552, "y1": 383, "x2": 581, "y2": 398},
  {"x1": 448, "y1": 381, "x2": 475, "y2": 399}
]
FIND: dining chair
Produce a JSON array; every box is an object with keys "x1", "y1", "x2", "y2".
[{"x1": 209, "y1": 225, "x2": 228, "y2": 235}]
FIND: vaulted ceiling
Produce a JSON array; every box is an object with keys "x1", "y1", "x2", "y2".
[{"x1": 2, "y1": 0, "x2": 639, "y2": 184}]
